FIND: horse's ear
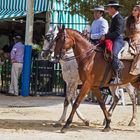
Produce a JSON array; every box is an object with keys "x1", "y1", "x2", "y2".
[
  {"x1": 42, "y1": 35, "x2": 45, "y2": 40},
  {"x1": 53, "y1": 26, "x2": 56, "y2": 31},
  {"x1": 62, "y1": 24, "x2": 65, "y2": 31},
  {"x1": 57, "y1": 25, "x2": 61, "y2": 31}
]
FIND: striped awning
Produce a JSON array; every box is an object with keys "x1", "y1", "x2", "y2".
[
  {"x1": 51, "y1": 11, "x2": 88, "y2": 32},
  {"x1": 51, "y1": 0, "x2": 88, "y2": 32},
  {"x1": 0, "y1": 0, "x2": 53, "y2": 20}
]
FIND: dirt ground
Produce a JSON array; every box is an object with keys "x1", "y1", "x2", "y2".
[{"x1": 0, "y1": 94, "x2": 139, "y2": 140}]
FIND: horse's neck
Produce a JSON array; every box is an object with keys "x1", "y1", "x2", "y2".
[
  {"x1": 65, "y1": 48, "x2": 74, "y2": 57},
  {"x1": 73, "y1": 33, "x2": 93, "y2": 53}
]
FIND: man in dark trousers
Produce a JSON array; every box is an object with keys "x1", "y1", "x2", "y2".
[{"x1": 101, "y1": 0, "x2": 124, "y2": 84}]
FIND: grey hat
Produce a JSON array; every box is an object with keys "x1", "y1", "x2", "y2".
[
  {"x1": 90, "y1": 6, "x2": 105, "y2": 12},
  {"x1": 13, "y1": 35, "x2": 22, "y2": 40},
  {"x1": 105, "y1": 1, "x2": 123, "y2": 7}
]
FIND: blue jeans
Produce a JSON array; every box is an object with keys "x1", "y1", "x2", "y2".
[{"x1": 112, "y1": 36, "x2": 124, "y2": 70}]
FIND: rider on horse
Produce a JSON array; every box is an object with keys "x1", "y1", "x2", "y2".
[
  {"x1": 101, "y1": 0, "x2": 125, "y2": 84},
  {"x1": 89, "y1": 5, "x2": 109, "y2": 45},
  {"x1": 125, "y1": 5, "x2": 140, "y2": 75}
]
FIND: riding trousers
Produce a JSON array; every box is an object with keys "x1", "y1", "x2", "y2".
[{"x1": 112, "y1": 36, "x2": 124, "y2": 70}]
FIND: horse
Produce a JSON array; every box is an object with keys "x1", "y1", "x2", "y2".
[
  {"x1": 42, "y1": 27, "x2": 137, "y2": 128},
  {"x1": 42, "y1": 27, "x2": 90, "y2": 126},
  {"x1": 52, "y1": 26, "x2": 140, "y2": 133}
]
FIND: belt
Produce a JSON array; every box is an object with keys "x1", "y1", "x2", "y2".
[
  {"x1": 90, "y1": 39, "x2": 100, "y2": 42},
  {"x1": 13, "y1": 62, "x2": 23, "y2": 64}
]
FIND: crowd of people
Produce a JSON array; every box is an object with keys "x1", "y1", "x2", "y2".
[
  {"x1": 84, "y1": 0, "x2": 140, "y2": 84},
  {"x1": 83, "y1": 0, "x2": 140, "y2": 102}
]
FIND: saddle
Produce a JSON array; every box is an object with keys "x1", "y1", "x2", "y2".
[
  {"x1": 118, "y1": 41, "x2": 135, "y2": 60},
  {"x1": 102, "y1": 41, "x2": 135, "y2": 61}
]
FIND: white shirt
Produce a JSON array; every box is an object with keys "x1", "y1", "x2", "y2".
[
  {"x1": 90, "y1": 17, "x2": 109, "y2": 40},
  {"x1": 112, "y1": 11, "x2": 119, "y2": 18}
]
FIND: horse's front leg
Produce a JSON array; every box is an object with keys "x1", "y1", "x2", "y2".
[
  {"x1": 54, "y1": 95, "x2": 70, "y2": 127},
  {"x1": 61, "y1": 82, "x2": 91, "y2": 133},
  {"x1": 126, "y1": 84, "x2": 137, "y2": 126},
  {"x1": 70, "y1": 83, "x2": 90, "y2": 126},
  {"x1": 70, "y1": 98, "x2": 89, "y2": 126},
  {"x1": 92, "y1": 88, "x2": 111, "y2": 132}
]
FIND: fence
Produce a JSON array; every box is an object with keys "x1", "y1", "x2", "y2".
[{"x1": 0, "y1": 58, "x2": 66, "y2": 96}]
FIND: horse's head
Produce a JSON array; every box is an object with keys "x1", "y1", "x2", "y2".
[
  {"x1": 41, "y1": 26, "x2": 57, "y2": 59},
  {"x1": 54, "y1": 25, "x2": 75, "y2": 60}
]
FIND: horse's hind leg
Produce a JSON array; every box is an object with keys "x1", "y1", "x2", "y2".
[
  {"x1": 54, "y1": 95, "x2": 70, "y2": 127},
  {"x1": 92, "y1": 87, "x2": 111, "y2": 132},
  {"x1": 103, "y1": 86, "x2": 119, "y2": 125},
  {"x1": 103, "y1": 95, "x2": 119, "y2": 125},
  {"x1": 126, "y1": 83, "x2": 137, "y2": 126},
  {"x1": 54, "y1": 82, "x2": 73, "y2": 127}
]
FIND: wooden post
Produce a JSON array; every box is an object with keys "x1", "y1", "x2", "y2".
[
  {"x1": 25, "y1": 0, "x2": 34, "y2": 45},
  {"x1": 21, "y1": 0, "x2": 34, "y2": 96}
]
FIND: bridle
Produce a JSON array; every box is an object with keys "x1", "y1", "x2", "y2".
[
  {"x1": 53, "y1": 30, "x2": 98, "y2": 62},
  {"x1": 43, "y1": 29, "x2": 98, "y2": 62}
]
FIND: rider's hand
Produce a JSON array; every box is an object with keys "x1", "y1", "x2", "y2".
[{"x1": 100, "y1": 35, "x2": 105, "y2": 41}]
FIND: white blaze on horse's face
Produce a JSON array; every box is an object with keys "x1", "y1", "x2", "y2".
[
  {"x1": 54, "y1": 29, "x2": 69, "y2": 59},
  {"x1": 44, "y1": 27, "x2": 58, "y2": 50},
  {"x1": 41, "y1": 26, "x2": 58, "y2": 59}
]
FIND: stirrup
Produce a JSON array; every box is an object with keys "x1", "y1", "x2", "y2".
[{"x1": 110, "y1": 77, "x2": 122, "y2": 84}]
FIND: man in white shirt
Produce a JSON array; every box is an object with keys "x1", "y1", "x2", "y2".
[{"x1": 90, "y1": 5, "x2": 109, "y2": 45}]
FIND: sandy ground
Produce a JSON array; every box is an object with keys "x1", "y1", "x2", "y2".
[{"x1": 0, "y1": 94, "x2": 139, "y2": 140}]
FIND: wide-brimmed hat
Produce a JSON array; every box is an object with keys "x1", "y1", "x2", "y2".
[
  {"x1": 90, "y1": 6, "x2": 106, "y2": 12},
  {"x1": 105, "y1": 1, "x2": 123, "y2": 7}
]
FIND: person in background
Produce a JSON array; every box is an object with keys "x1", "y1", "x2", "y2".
[
  {"x1": 125, "y1": 5, "x2": 140, "y2": 75},
  {"x1": 101, "y1": 0, "x2": 125, "y2": 84},
  {"x1": 90, "y1": 5, "x2": 109, "y2": 45},
  {"x1": 8, "y1": 36, "x2": 25, "y2": 96}
]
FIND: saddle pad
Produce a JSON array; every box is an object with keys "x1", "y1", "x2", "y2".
[{"x1": 118, "y1": 41, "x2": 134, "y2": 60}]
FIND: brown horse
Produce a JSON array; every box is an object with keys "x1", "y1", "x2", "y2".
[{"x1": 53, "y1": 26, "x2": 140, "y2": 133}]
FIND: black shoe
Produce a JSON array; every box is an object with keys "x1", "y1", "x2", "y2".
[{"x1": 6, "y1": 93, "x2": 18, "y2": 96}]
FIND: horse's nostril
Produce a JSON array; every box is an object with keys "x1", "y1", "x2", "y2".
[{"x1": 56, "y1": 55, "x2": 59, "y2": 58}]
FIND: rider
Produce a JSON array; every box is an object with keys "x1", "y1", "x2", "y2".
[
  {"x1": 125, "y1": 5, "x2": 140, "y2": 75},
  {"x1": 89, "y1": 5, "x2": 109, "y2": 45},
  {"x1": 101, "y1": 0, "x2": 125, "y2": 84}
]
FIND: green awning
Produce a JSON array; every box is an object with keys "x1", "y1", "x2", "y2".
[
  {"x1": 0, "y1": 0, "x2": 53, "y2": 20},
  {"x1": 51, "y1": 11, "x2": 88, "y2": 32},
  {"x1": 51, "y1": 0, "x2": 88, "y2": 32}
]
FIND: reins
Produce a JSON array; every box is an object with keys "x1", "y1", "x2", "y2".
[{"x1": 62, "y1": 44, "x2": 100, "y2": 61}]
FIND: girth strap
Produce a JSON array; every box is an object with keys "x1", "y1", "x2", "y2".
[{"x1": 100, "y1": 62, "x2": 111, "y2": 88}]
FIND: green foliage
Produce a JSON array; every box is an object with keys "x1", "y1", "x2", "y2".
[{"x1": 57, "y1": 0, "x2": 140, "y2": 23}]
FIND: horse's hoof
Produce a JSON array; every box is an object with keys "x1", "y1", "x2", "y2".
[
  {"x1": 103, "y1": 119, "x2": 106, "y2": 126},
  {"x1": 128, "y1": 122, "x2": 136, "y2": 126},
  {"x1": 61, "y1": 127, "x2": 68, "y2": 133},
  {"x1": 53, "y1": 123, "x2": 62, "y2": 127},
  {"x1": 84, "y1": 120, "x2": 90, "y2": 126},
  {"x1": 102, "y1": 127, "x2": 111, "y2": 132}
]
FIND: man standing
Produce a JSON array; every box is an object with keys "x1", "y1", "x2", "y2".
[
  {"x1": 8, "y1": 36, "x2": 25, "y2": 96},
  {"x1": 101, "y1": 1, "x2": 124, "y2": 84},
  {"x1": 90, "y1": 5, "x2": 109, "y2": 45}
]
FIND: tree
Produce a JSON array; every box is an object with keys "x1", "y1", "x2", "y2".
[{"x1": 57, "y1": 0, "x2": 140, "y2": 23}]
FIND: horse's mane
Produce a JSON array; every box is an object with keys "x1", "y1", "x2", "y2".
[{"x1": 66, "y1": 28, "x2": 94, "y2": 46}]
